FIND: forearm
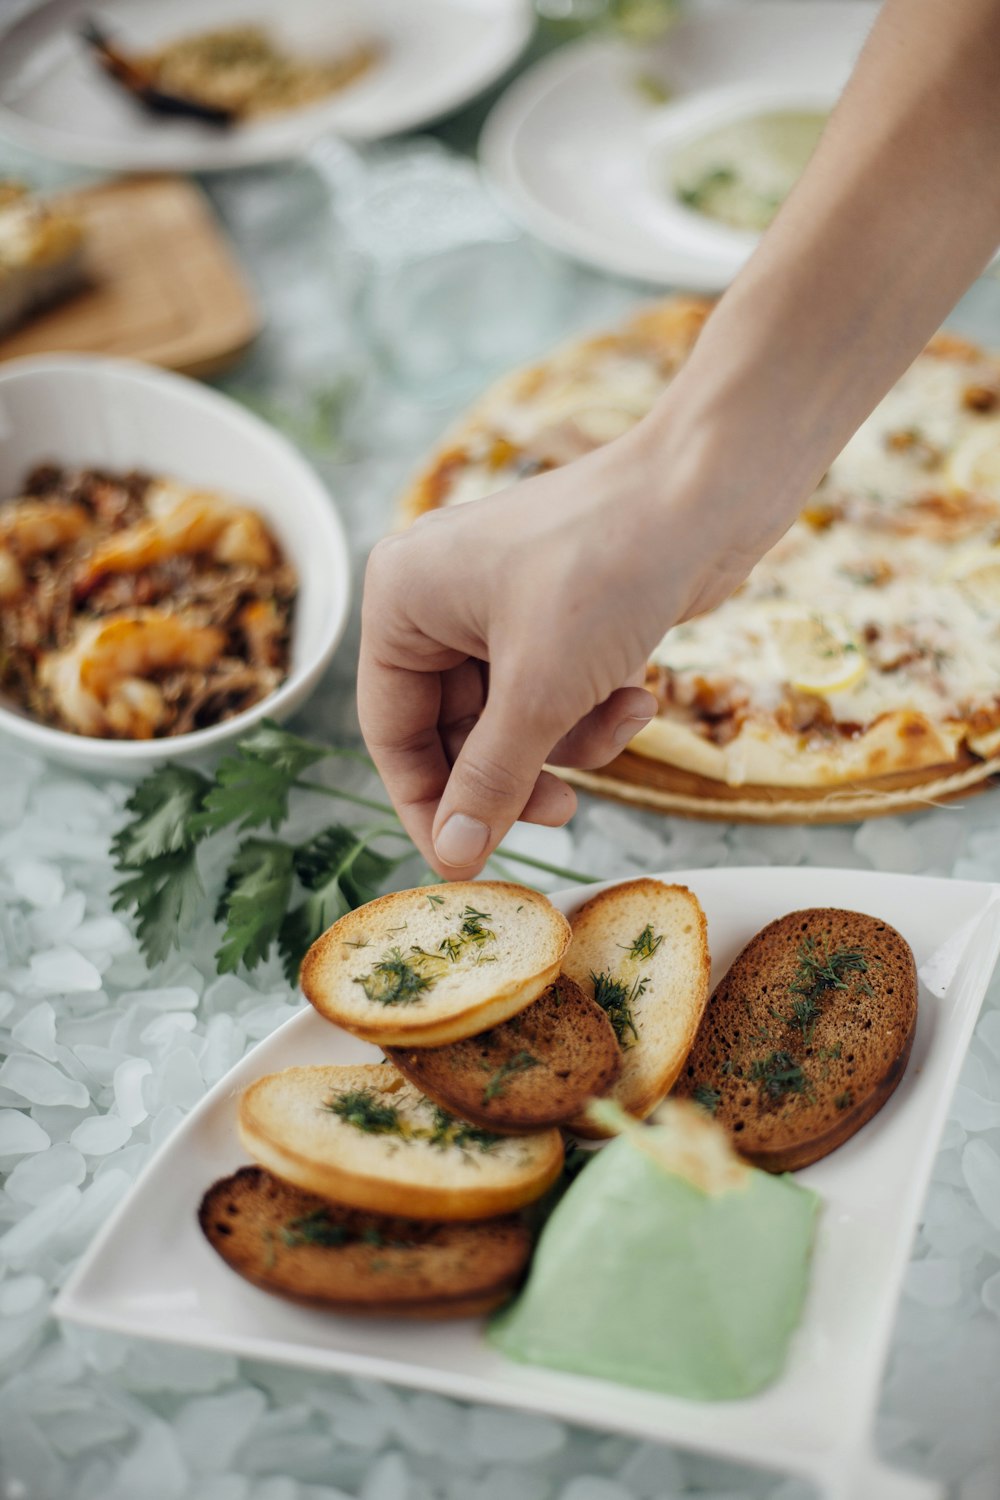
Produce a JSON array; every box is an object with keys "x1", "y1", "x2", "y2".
[{"x1": 640, "y1": 0, "x2": 1000, "y2": 594}]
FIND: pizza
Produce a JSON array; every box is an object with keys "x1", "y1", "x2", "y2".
[{"x1": 400, "y1": 297, "x2": 1000, "y2": 792}]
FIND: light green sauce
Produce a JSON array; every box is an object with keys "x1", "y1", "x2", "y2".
[
  {"x1": 672, "y1": 109, "x2": 827, "y2": 232},
  {"x1": 490, "y1": 1125, "x2": 818, "y2": 1400}
]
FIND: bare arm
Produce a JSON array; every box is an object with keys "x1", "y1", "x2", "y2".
[{"x1": 359, "y1": 0, "x2": 1000, "y2": 876}]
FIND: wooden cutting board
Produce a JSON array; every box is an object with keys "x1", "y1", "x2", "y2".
[
  {"x1": 556, "y1": 748, "x2": 1000, "y2": 824},
  {"x1": 0, "y1": 175, "x2": 260, "y2": 376}
]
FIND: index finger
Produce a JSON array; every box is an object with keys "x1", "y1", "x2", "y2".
[{"x1": 356, "y1": 649, "x2": 450, "y2": 863}]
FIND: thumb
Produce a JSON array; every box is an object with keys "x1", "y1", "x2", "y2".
[{"x1": 431, "y1": 687, "x2": 568, "y2": 876}]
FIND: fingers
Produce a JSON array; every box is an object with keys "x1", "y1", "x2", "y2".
[
  {"x1": 548, "y1": 685, "x2": 657, "y2": 768},
  {"x1": 430, "y1": 683, "x2": 567, "y2": 877}
]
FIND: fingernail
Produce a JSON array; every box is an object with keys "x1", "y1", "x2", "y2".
[
  {"x1": 434, "y1": 814, "x2": 490, "y2": 868},
  {"x1": 613, "y1": 714, "x2": 654, "y2": 750}
]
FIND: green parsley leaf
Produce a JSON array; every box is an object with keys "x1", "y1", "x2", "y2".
[
  {"x1": 278, "y1": 828, "x2": 407, "y2": 983},
  {"x1": 111, "y1": 766, "x2": 211, "y2": 868},
  {"x1": 193, "y1": 720, "x2": 329, "y2": 833},
  {"x1": 112, "y1": 848, "x2": 204, "y2": 967},
  {"x1": 215, "y1": 839, "x2": 295, "y2": 973}
]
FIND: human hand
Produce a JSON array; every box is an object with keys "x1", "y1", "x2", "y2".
[{"x1": 358, "y1": 420, "x2": 746, "y2": 878}]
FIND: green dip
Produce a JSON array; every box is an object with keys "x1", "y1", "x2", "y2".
[
  {"x1": 672, "y1": 109, "x2": 827, "y2": 231},
  {"x1": 490, "y1": 1102, "x2": 819, "y2": 1400}
]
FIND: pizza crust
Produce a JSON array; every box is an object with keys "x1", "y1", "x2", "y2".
[
  {"x1": 395, "y1": 294, "x2": 1000, "y2": 799},
  {"x1": 628, "y1": 710, "x2": 965, "y2": 789}
]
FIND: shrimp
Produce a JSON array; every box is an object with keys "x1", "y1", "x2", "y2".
[
  {"x1": 0, "y1": 499, "x2": 91, "y2": 601},
  {"x1": 38, "y1": 609, "x2": 225, "y2": 739},
  {"x1": 75, "y1": 479, "x2": 276, "y2": 592}
]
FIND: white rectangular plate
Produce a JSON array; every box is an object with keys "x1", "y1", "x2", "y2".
[{"x1": 56, "y1": 868, "x2": 1000, "y2": 1500}]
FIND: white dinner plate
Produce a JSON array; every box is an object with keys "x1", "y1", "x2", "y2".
[
  {"x1": 0, "y1": 0, "x2": 533, "y2": 171},
  {"x1": 57, "y1": 866, "x2": 1000, "y2": 1500},
  {"x1": 480, "y1": 1, "x2": 877, "y2": 287}
]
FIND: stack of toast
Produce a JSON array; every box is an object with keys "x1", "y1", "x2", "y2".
[
  {"x1": 200, "y1": 877, "x2": 711, "y2": 1317},
  {"x1": 200, "y1": 878, "x2": 917, "y2": 1322}
]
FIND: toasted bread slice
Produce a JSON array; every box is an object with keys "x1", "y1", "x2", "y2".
[
  {"x1": 673, "y1": 907, "x2": 917, "y2": 1172},
  {"x1": 199, "y1": 1166, "x2": 531, "y2": 1318},
  {"x1": 238, "y1": 1063, "x2": 564, "y2": 1220},
  {"x1": 300, "y1": 882, "x2": 571, "y2": 1047},
  {"x1": 561, "y1": 879, "x2": 711, "y2": 1137},
  {"x1": 385, "y1": 975, "x2": 621, "y2": 1134}
]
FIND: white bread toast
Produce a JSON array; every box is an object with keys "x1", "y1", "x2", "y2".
[
  {"x1": 300, "y1": 882, "x2": 571, "y2": 1047},
  {"x1": 238, "y1": 1063, "x2": 565, "y2": 1220},
  {"x1": 562, "y1": 879, "x2": 711, "y2": 1137}
]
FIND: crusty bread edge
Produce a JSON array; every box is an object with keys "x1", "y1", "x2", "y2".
[
  {"x1": 237, "y1": 1091, "x2": 565, "y2": 1221},
  {"x1": 300, "y1": 883, "x2": 572, "y2": 1047},
  {"x1": 738, "y1": 1009, "x2": 917, "y2": 1173},
  {"x1": 565, "y1": 880, "x2": 712, "y2": 1139}
]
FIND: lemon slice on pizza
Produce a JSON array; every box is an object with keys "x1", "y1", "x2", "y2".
[
  {"x1": 947, "y1": 426, "x2": 1000, "y2": 497},
  {"x1": 940, "y1": 542, "x2": 1000, "y2": 610},
  {"x1": 765, "y1": 606, "x2": 867, "y2": 695}
]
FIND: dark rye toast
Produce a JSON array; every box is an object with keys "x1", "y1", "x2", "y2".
[
  {"x1": 199, "y1": 1167, "x2": 532, "y2": 1318},
  {"x1": 674, "y1": 908, "x2": 917, "y2": 1172},
  {"x1": 386, "y1": 975, "x2": 622, "y2": 1134}
]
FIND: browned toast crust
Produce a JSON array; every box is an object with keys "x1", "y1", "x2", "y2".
[
  {"x1": 673, "y1": 908, "x2": 917, "y2": 1171},
  {"x1": 199, "y1": 1166, "x2": 531, "y2": 1317},
  {"x1": 386, "y1": 976, "x2": 622, "y2": 1133}
]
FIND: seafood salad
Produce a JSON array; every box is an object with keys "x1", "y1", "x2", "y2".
[{"x1": 0, "y1": 465, "x2": 296, "y2": 739}]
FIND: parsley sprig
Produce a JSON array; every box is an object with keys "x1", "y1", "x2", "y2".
[{"x1": 111, "y1": 721, "x2": 595, "y2": 982}]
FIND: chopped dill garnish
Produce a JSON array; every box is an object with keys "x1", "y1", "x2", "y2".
[
  {"x1": 834, "y1": 1090, "x2": 854, "y2": 1110},
  {"x1": 281, "y1": 1209, "x2": 410, "y2": 1250},
  {"x1": 440, "y1": 905, "x2": 497, "y2": 962},
  {"x1": 429, "y1": 1106, "x2": 500, "y2": 1154},
  {"x1": 344, "y1": 938, "x2": 369, "y2": 949},
  {"x1": 482, "y1": 1050, "x2": 540, "y2": 1104},
  {"x1": 357, "y1": 947, "x2": 434, "y2": 1006},
  {"x1": 782, "y1": 938, "x2": 870, "y2": 1038},
  {"x1": 327, "y1": 1088, "x2": 401, "y2": 1134},
  {"x1": 590, "y1": 969, "x2": 645, "y2": 1048},
  {"x1": 692, "y1": 1083, "x2": 722, "y2": 1115},
  {"x1": 425, "y1": 892, "x2": 445, "y2": 906},
  {"x1": 623, "y1": 924, "x2": 663, "y2": 961},
  {"x1": 749, "y1": 1051, "x2": 809, "y2": 1103}
]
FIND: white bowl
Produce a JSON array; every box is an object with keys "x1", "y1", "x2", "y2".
[{"x1": 0, "y1": 355, "x2": 351, "y2": 776}]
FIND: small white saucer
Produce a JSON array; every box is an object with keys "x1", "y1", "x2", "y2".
[{"x1": 480, "y1": 1, "x2": 878, "y2": 287}]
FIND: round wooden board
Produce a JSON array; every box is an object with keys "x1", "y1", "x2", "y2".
[{"x1": 554, "y1": 748, "x2": 1000, "y2": 824}]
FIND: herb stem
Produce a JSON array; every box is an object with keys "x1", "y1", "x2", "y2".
[{"x1": 293, "y1": 779, "x2": 596, "y2": 884}]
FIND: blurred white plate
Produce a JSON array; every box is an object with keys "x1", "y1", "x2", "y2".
[
  {"x1": 0, "y1": 0, "x2": 533, "y2": 171},
  {"x1": 56, "y1": 866, "x2": 998, "y2": 1500},
  {"x1": 0, "y1": 355, "x2": 350, "y2": 775},
  {"x1": 480, "y1": 1, "x2": 877, "y2": 287}
]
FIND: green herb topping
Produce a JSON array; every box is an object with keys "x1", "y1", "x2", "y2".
[
  {"x1": 439, "y1": 905, "x2": 497, "y2": 963},
  {"x1": 429, "y1": 1107, "x2": 500, "y2": 1154},
  {"x1": 357, "y1": 948, "x2": 436, "y2": 1007},
  {"x1": 623, "y1": 924, "x2": 663, "y2": 961},
  {"x1": 591, "y1": 969, "x2": 646, "y2": 1048},
  {"x1": 280, "y1": 1209, "x2": 411, "y2": 1250},
  {"x1": 482, "y1": 1050, "x2": 540, "y2": 1104},
  {"x1": 783, "y1": 937, "x2": 870, "y2": 1039},
  {"x1": 749, "y1": 1051, "x2": 809, "y2": 1102},
  {"x1": 326, "y1": 1088, "x2": 401, "y2": 1134},
  {"x1": 692, "y1": 1083, "x2": 722, "y2": 1115}
]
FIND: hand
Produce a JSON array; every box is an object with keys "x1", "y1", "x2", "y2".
[{"x1": 358, "y1": 420, "x2": 734, "y2": 878}]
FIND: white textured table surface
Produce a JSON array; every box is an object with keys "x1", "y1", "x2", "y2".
[{"x1": 1, "y1": 110, "x2": 1000, "y2": 1500}]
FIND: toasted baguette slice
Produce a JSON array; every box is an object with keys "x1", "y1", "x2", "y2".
[
  {"x1": 673, "y1": 907, "x2": 917, "y2": 1172},
  {"x1": 238, "y1": 1063, "x2": 564, "y2": 1220},
  {"x1": 199, "y1": 1166, "x2": 531, "y2": 1318},
  {"x1": 300, "y1": 882, "x2": 571, "y2": 1047},
  {"x1": 385, "y1": 975, "x2": 621, "y2": 1134},
  {"x1": 561, "y1": 879, "x2": 711, "y2": 1138}
]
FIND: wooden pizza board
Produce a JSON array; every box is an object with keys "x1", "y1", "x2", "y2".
[
  {"x1": 556, "y1": 748, "x2": 1000, "y2": 824},
  {"x1": 0, "y1": 176, "x2": 260, "y2": 377}
]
